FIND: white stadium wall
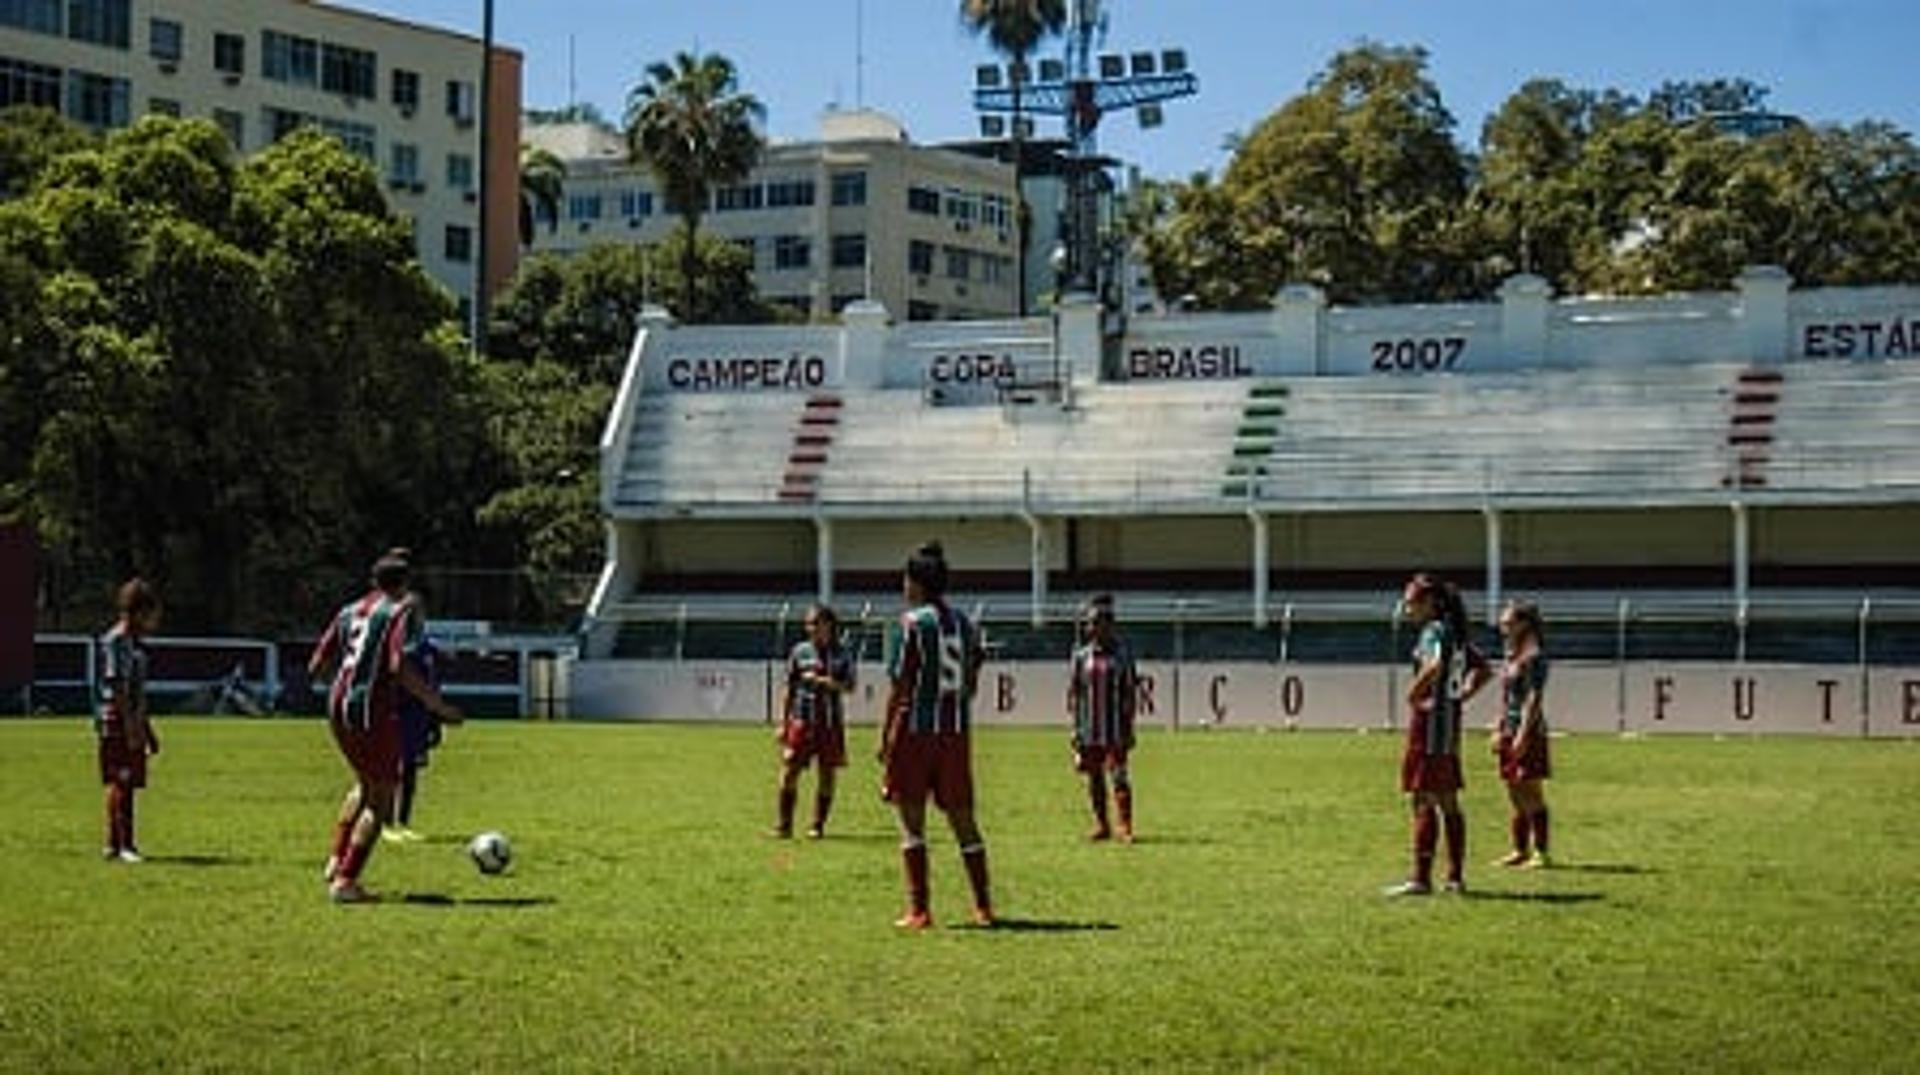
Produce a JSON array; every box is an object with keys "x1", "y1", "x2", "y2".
[{"x1": 561, "y1": 659, "x2": 1920, "y2": 738}]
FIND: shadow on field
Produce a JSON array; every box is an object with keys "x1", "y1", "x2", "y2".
[
  {"x1": 972, "y1": 917, "x2": 1120, "y2": 933},
  {"x1": 142, "y1": 853, "x2": 254, "y2": 867},
  {"x1": 1462, "y1": 890, "x2": 1605, "y2": 905},
  {"x1": 399, "y1": 893, "x2": 558, "y2": 909},
  {"x1": 1550, "y1": 862, "x2": 1655, "y2": 876}
]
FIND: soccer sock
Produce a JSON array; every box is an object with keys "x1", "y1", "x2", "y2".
[
  {"x1": 330, "y1": 817, "x2": 355, "y2": 863},
  {"x1": 122, "y1": 789, "x2": 136, "y2": 851},
  {"x1": 1087, "y1": 772, "x2": 1110, "y2": 831},
  {"x1": 1412, "y1": 807, "x2": 1438, "y2": 886},
  {"x1": 105, "y1": 786, "x2": 125, "y2": 851},
  {"x1": 1510, "y1": 811, "x2": 1532, "y2": 855},
  {"x1": 901, "y1": 839, "x2": 930, "y2": 915},
  {"x1": 398, "y1": 766, "x2": 418, "y2": 826},
  {"x1": 776, "y1": 788, "x2": 797, "y2": 834},
  {"x1": 960, "y1": 843, "x2": 991, "y2": 912},
  {"x1": 1531, "y1": 808, "x2": 1550, "y2": 854},
  {"x1": 340, "y1": 830, "x2": 376, "y2": 883},
  {"x1": 812, "y1": 794, "x2": 833, "y2": 832},
  {"x1": 1443, "y1": 811, "x2": 1467, "y2": 883},
  {"x1": 1115, "y1": 785, "x2": 1134, "y2": 832}
]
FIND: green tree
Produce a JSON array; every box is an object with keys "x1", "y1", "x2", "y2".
[
  {"x1": 518, "y1": 143, "x2": 566, "y2": 247},
  {"x1": 623, "y1": 52, "x2": 765, "y2": 322},
  {"x1": 0, "y1": 105, "x2": 94, "y2": 198},
  {"x1": 960, "y1": 0, "x2": 1067, "y2": 314}
]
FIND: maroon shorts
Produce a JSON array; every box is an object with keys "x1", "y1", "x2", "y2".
[
  {"x1": 1497, "y1": 733, "x2": 1552, "y2": 784},
  {"x1": 781, "y1": 718, "x2": 847, "y2": 769},
  {"x1": 331, "y1": 715, "x2": 402, "y2": 789},
  {"x1": 1401, "y1": 709, "x2": 1462, "y2": 794},
  {"x1": 1074, "y1": 741, "x2": 1129, "y2": 775},
  {"x1": 98, "y1": 731, "x2": 147, "y2": 789},
  {"x1": 883, "y1": 732, "x2": 974, "y2": 812}
]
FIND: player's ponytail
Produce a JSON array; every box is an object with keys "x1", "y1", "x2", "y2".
[{"x1": 1440, "y1": 581, "x2": 1472, "y2": 644}]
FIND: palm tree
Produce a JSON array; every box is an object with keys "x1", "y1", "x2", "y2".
[
  {"x1": 961, "y1": 0, "x2": 1067, "y2": 317},
  {"x1": 624, "y1": 52, "x2": 765, "y2": 322},
  {"x1": 518, "y1": 143, "x2": 566, "y2": 247}
]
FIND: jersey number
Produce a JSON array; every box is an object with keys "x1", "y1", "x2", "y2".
[{"x1": 937, "y1": 633, "x2": 965, "y2": 696}]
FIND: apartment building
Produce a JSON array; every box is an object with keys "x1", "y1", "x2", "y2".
[
  {"x1": 0, "y1": 0, "x2": 521, "y2": 317},
  {"x1": 526, "y1": 109, "x2": 1022, "y2": 322}
]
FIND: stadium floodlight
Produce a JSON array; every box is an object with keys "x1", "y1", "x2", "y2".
[
  {"x1": 1131, "y1": 51, "x2": 1155, "y2": 76},
  {"x1": 1099, "y1": 54, "x2": 1125, "y2": 79},
  {"x1": 1038, "y1": 58, "x2": 1065, "y2": 84},
  {"x1": 1137, "y1": 103, "x2": 1163, "y2": 129},
  {"x1": 975, "y1": 64, "x2": 1001, "y2": 89},
  {"x1": 980, "y1": 115, "x2": 1006, "y2": 138},
  {"x1": 1161, "y1": 49, "x2": 1187, "y2": 74}
]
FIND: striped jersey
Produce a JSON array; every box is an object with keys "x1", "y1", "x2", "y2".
[
  {"x1": 786, "y1": 639, "x2": 854, "y2": 725},
  {"x1": 1500, "y1": 652, "x2": 1550, "y2": 736},
  {"x1": 1411, "y1": 620, "x2": 1469, "y2": 756},
  {"x1": 96, "y1": 623, "x2": 148, "y2": 725},
  {"x1": 886, "y1": 602, "x2": 983, "y2": 735},
  {"x1": 316, "y1": 591, "x2": 422, "y2": 731},
  {"x1": 1069, "y1": 641, "x2": 1137, "y2": 748}
]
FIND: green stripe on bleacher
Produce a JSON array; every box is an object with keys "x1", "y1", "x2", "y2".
[
  {"x1": 1249, "y1": 383, "x2": 1290, "y2": 399},
  {"x1": 1244, "y1": 404, "x2": 1285, "y2": 419},
  {"x1": 1235, "y1": 423, "x2": 1278, "y2": 440}
]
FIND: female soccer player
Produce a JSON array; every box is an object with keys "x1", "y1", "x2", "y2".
[
  {"x1": 97, "y1": 578, "x2": 161, "y2": 863},
  {"x1": 877, "y1": 542, "x2": 992, "y2": 929},
  {"x1": 1386, "y1": 574, "x2": 1489, "y2": 896},
  {"x1": 1068, "y1": 594, "x2": 1139, "y2": 842},
  {"x1": 773, "y1": 603, "x2": 854, "y2": 839},
  {"x1": 1492, "y1": 600, "x2": 1552, "y2": 868}
]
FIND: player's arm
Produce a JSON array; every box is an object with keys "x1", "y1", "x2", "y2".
[
  {"x1": 878, "y1": 623, "x2": 916, "y2": 762},
  {"x1": 1120, "y1": 658, "x2": 1139, "y2": 748},
  {"x1": 1406, "y1": 656, "x2": 1442, "y2": 708},
  {"x1": 1457, "y1": 646, "x2": 1494, "y2": 706},
  {"x1": 1513, "y1": 662, "x2": 1545, "y2": 749},
  {"x1": 307, "y1": 617, "x2": 340, "y2": 681}
]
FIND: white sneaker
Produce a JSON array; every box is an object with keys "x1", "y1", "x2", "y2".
[
  {"x1": 1442, "y1": 878, "x2": 1467, "y2": 894},
  {"x1": 1383, "y1": 880, "x2": 1432, "y2": 897},
  {"x1": 328, "y1": 881, "x2": 377, "y2": 904},
  {"x1": 116, "y1": 849, "x2": 143, "y2": 864}
]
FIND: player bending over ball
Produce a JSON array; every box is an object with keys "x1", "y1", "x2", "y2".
[
  {"x1": 96, "y1": 578, "x2": 161, "y2": 864},
  {"x1": 1386, "y1": 574, "x2": 1489, "y2": 897},
  {"x1": 1492, "y1": 600, "x2": 1552, "y2": 869},
  {"x1": 309, "y1": 550, "x2": 462, "y2": 903},
  {"x1": 877, "y1": 542, "x2": 993, "y2": 930},
  {"x1": 1067, "y1": 594, "x2": 1140, "y2": 842},
  {"x1": 772, "y1": 603, "x2": 855, "y2": 839}
]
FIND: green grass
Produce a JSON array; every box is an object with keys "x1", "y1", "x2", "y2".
[{"x1": 2, "y1": 719, "x2": 1917, "y2": 1073}]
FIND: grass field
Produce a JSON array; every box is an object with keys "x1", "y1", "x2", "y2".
[{"x1": 1, "y1": 718, "x2": 1917, "y2": 1073}]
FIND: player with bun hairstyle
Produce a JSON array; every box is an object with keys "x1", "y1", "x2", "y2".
[
  {"x1": 97, "y1": 578, "x2": 161, "y2": 863},
  {"x1": 877, "y1": 541, "x2": 992, "y2": 929},
  {"x1": 1492, "y1": 599, "x2": 1553, "y2": 868},
  {"x1": 1386, "y1": 574, "x2": 1490, "y2": 896},
  {"x1": 773, "y1": 602, "x2": 855, "y2": 839},
  {"x1": 309, "y1": 549, "x2": 462, "y2": 903}
]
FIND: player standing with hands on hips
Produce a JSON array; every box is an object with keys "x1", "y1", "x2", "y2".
[
  {"x1": 97, "y1": 578, "x2": 161, "y2": 863},
  {"x1": 877, "y1": 542, "x2": 993, "y2": 930},
  {"x1": 309, "y1": 549, "x2": 462, "y2": 903},
  {"x1": 1493, "y1": 600, "x2": 1553, "y2": 868},
  {"x1": 1386, "y1": 574, "x2": 1489, "y2": 896},
  {"x1": 772, "y1": 603, "x2": 854, "y2": 839}
]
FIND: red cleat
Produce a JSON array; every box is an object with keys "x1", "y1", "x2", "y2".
[{"x1": 893, "y1": 910, "x2": 933, "y2": 931}]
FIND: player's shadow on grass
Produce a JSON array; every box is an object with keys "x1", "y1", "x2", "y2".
[
  {"x1": 1461, "y1": 890, "x2": 1605, "y2": 905},
  {"x1": 973, "y1": 917, "x2": 1120, "y2": 933},
  {"x1": 1550, "y1": 862, "x2": 1654, "y2": 876},
  {"x1": 141, "y1": 853, "x2": 254, "y2": 867},
  {"x1": 399, "y1": 892, "x2": 558, "y2": 909}
]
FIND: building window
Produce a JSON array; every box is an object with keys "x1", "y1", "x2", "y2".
[
  {"x1": 389, "y1": 142, "x2": 420, "y2": 185},
  {"x1": 908, "y1": 239, "x2": 934, "y2": 275},
  {"x1": 446, "y1": 152, "x2": 473, "y2": 191},
  {"x1": 907, "y1": 185, "x2": 940, "y2": 215},
  {"x1": 618, "y1": 189, "x2": 652, "y2": 219},
  {"x1": 981, "y1": 194, "x2": 1011, "y2": 231},
  {"x1": 444, "y1": 224, "x2": 472, "y2": 263},
  {"x1": 567, "y1": 193, "x2": 602, "y2": 221},
  {"x1": 0, "y1": 0, "x2": 63, "y2": 37},
  {"x1": 319, "y1": 117, "x2": 375, "y2": 160},
  {"x1": 765, "y1": 178, "x2": 815, "y2": 208},
  {"x1": 945, "y1": 190, "x2": 977, "y2": 224},
  {"x1": 262, "y1": 30, "x2": 317, "y2": 86},
  {"x1": 147, "y1": 96, "x2": 178, "y2": 117},
  {"x1": 213, "y1": 32, "x2": 243, "y2": 76},
  {"x1": 0, "y1": 55, "x2": 64, "y2": 111},
  {"x1": 981, "y1": 254, "x2": 1011, "y2": 286},
  {"x1": 212, "y1": 107, "x2": 242, "y2": 149},
  {"x1": 446, "y1": 79, "x2": 474, "y2": 124},
  {"x1": 830, "y1": 233, "x2": 866, "y2": 269},
  {"x1": 944, "y1": 245, "x2": 971, "y2": 281},
  {"x1": 66, "y1": 0, "x2": 129, "y2": 49},
  {"x1": 714, "y1": 182, "x2": 763, "y2": 212},
  {"x1": 830, "y1": 170, "x2": 867, "y2": 207},
  {"x1": 392, "y1": 68, "x2": 419, "y2": 112},
  {"x1": 65, "y1": 69, "x2": 128, "y2": 128},
  {"x1": 772, "y1": 235, "x2": 810, "y2": 270},
  {"x1": 148, "y1": 18, "x2": 181, "y2": 63},
  {"x1": 320, "y1": 42, "x2": 375, "y2": 99}
]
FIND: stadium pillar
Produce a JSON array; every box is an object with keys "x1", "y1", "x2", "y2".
[
  {"x1": 1272, "y1": 284, "x2": 1326, "y2": 374},
  {"x1": 1731, "y1": 501, "x2": 1750, "y2": 620},
  {"x1": 1483, "y1": 506, "x2": 1503, "y2": 627},
  {"x1": 1022, "y1": 512, "x2": 1047, "y2": 627},
  {"x1": 1247, "y1": 509, "x2": 1270, "y2": 629},
  {"x1": 1499, "y1": 274, "x2": 1552, "y2": 367},
  {"x1": 814, "y1": 516, "x2": 834, "y2": 605},
  {"x1": 1736, "y1": 265, "x2": 1793, "y2": 366}
]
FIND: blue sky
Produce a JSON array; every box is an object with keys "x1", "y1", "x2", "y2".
[{"x1": 354, "y1": 1, "x2": 1920, "y2": 179}]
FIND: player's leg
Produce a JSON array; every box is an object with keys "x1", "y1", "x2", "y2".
[
  {"x1": 333, "y1": 777, "x2": 395, "y2": 901},
  {"x1": 892, "y1": 796, "x2": 932, "y2": 929},
  {"x1": 1389, "y1": 791, "x2": 1440, "y2": 895},
  {"x1": 1437, "y1": 789, "x2": 1467, "y2": 890},
  {"x1": 1501, "y1": 780, "x2": 1531, "y2": 866},
  {"x1": 773, "y1": 757, "x2": 802, "y2": 838},
  {"x1": 809, "y1": 764, "x2": 836, "y2": 839},
  {"x1": 325, "y1": 784, "x2": 361, "y2": 881},
  {"x1": 944, "y1": 806, "x2": 993, "y2": 925},
  {"x1": 103, "y1": 783, "x2": 124, "y2": 858},
  {"x1": 120, "y1": 786, "x2": 139, "y2": 859},
  {"x1": 1111, "y1": 757, "x2": 1134, "y2": 843},
  {"x1": 1523, "y1": 779, "x2": 1550, "y2": 865},
  {"x1": 1084, "y1": 765, "x2": 1111, "y2": 840}
]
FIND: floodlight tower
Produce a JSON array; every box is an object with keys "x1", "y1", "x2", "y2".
[{"x1": 972, "y1": 0, "x2": 1197, "y2": 303}]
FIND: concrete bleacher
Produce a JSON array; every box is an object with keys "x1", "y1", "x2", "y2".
[{"x1": 612, "y1": 391, "x2": 813, "y2": 508}]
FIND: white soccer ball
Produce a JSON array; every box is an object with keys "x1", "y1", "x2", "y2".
[{"x1": 467, "y1": 831, "x2": 512, "y2": 875}]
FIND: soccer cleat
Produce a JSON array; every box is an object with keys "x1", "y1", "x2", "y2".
[
  {"x1": 1117, "y1": 824, "x2": 1135, "y2": 844},
  {"x1": 116, "y1": 848, "x2": 143, "y2": 864},
  {"x1": 1443, "y1": 878, "x2": 1467, "y2": 894},
  {"x1": 805, "y1": 825, "x2": 824, "y2": 840},
  {"x1": 1523, "y1": 851, "x2": 1553, "y2": 870},
  {"x1": 328, "y1": 881, "x2": 378, "y2": 904},
  {"x1": 1382, "y1": 880, "x2": 1432, "y2": 898},
  {"x1": 380, "y1": 826, "x2": 407, "y2": 845},
  {"x1": 970, "y1": 906, "x2": 996, "y2": 928},
  {"x1": 1086, "y1": 825, "x2": 1112, "y2": 842},
  {"x1": 1497, "y1": 851, "x2": 1530, "y2": 868},
  {"x1": 767, "y1": 826, "x2": 793, "y2": 840},
  {"x1": 893, "y1": 910, "x2": 933, "y2": 931},
  {"x1": 103, "y1": 847, "x2": 118, "y2": 861}
]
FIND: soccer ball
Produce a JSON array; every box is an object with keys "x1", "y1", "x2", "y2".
[{"x1": 467, "y1": 831, "x2": 512, "y2": 875}]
